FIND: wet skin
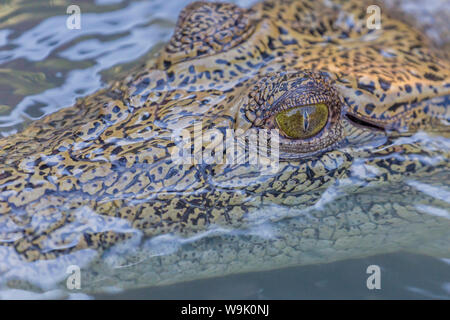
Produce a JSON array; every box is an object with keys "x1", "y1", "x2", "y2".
[{"x1": 0, "y1": 0, "x2": 449, "y2": 292}]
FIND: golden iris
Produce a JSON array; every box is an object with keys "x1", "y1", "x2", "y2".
[{"x1": 275, "y1": 103, "x2": 328, "y2": 139}]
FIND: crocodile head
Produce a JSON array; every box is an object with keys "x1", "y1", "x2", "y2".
[{"x1": 0, "y1": 0, "x2": 449, "y2": 293}]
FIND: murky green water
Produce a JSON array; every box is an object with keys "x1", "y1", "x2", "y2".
[{"x1": 0, "y1": 0, "x2": 449, "y2": 299}]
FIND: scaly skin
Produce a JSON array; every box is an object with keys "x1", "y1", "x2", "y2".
[{"x1": 0, "y1": 0, "x2": 449, "y2": 293}]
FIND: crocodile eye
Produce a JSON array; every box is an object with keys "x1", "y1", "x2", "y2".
[{"x1": 275, "y1": 104, "x2": 328, "y2": 139}]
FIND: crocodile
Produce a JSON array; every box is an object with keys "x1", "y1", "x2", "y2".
[{"x1": 0, "y1": 0, "x2": 449, "y2": 294}]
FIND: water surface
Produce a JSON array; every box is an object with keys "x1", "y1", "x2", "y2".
[{"x1": 0, "y1": 0, "x2": 449, "y2": 299}]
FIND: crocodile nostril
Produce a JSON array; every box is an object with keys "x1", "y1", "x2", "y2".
[{"x1": 160, "y1": 1, "x2": 256, "y2": 67}]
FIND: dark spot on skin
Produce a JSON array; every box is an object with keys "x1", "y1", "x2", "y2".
[
  {"x1": 278, "y1": 26, "x2": 288, "y2": 34},
  {"x1": 155, "y1": 79, "x2": 166, "y2": 90},
  {"x1": 167, "y1": 71, "x2": 175, "y2": 82},
  {"x1": 111, "y1": 146, "x2": 123, "y2": 155},
  {"x1": 424, "y1": 73, "x2": 444, "y2": 82},
  {"x1": 339, "y1": 31, "x2": 349, "y2": 39},
  {"x1": 281, "y1": 38, "x2": 298, "y2": 46},
  {"x1": 267, "y1": 36, "x2": 276, "y2": 50},
  {"x1": 260, "y1": 51, "x2": 274, "y2": 61},
  {"x1": 305, "y1": 166, "x2": 315, "y2": 179},
  {"x1": 246, "y1": 61, "x2": 264, "y2": 69},
  {"x1": 215, "y1": 59, "x2": 230, "y2": 65},
  {"x1": 428, "y1": 65, "x2": 439, "y2": 72},
  {"x1": 404, "y1": 84, "x2": 412, "y2": 93},
  {"x1": 388, "y1": 102, "x2": 407, "y2": 112},
  {"x1": 365, "y1": 103, "x2": 376, "y2": 114},
  {"x1": 416, "y1": 83, "x2": 422, "y2": 93},
  {"x1": 180, "y1": 77, "x2": 190, "y2": 87},
  {"x1": 0, "y1": 172, "x2": 12, "y2": 180},
  {"x1": 166, "y1": 167, "x2": 178, "y2": 179},
  {"x1": 88, "y1": 127, "x2": 97, "y2": 135},
  {"x1": 213, "y1": 69, "x2": 224, "y2": 78},
  {"x1": 163, "y1": 60, "x2": 171, "y2": 69},
  {"x1": 135, "y1": 77, "x2": 150, "y2": 92},
  {"x1": 378, "y1": 78, "x2": 391, "y2": 91},
  {"x1": 235, "y1": 64, "x2": 249, "y2": 73},
  {"x1": 357, "y1": 81, "x2": 375, "y2": 94},
  {"x1": 405, "y1": 163, "x2": 416, "y2": 172}
]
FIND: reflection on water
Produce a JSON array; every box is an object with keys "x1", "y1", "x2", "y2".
[
  {"x1": 0, "y1": 0, "x2": 193, "y2": 135},
  {"x1": 0, "y1": 0, "x2": 449, "y2": 299}
]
